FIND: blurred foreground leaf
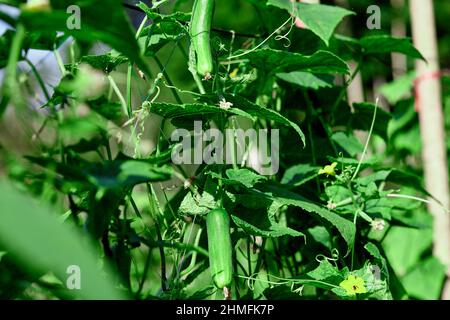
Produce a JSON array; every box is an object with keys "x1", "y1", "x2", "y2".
[{"x1": 0, "y1": 180, "x2": 126, "y2": 299}]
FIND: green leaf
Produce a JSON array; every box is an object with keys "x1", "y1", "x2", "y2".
[
  {"x1": 331, "y1": 132, "x2": 364, "y2": 157},
  {"x1": 166, "y1": 94, "x2": 305, "y2": 146},
  {"x1": 387, "y1": 169, "x2": 428, "y2": 194},
  {"x1": 246, "y1": 49, "x2": 349, "y2": 74},
  {"x1": 225, "y1": 168, "x2": 268, "y2": 188},
  {"x1": 179, "y1": 177, "x2": 221, "y2": 216},
  {"x1": 307, "y1": 226, "x2": 332, "y2": 249},
  {"x1": 137, "y1": 3, "x2": 189, "y2": 55},
  {"x1": 65, "y1": 137, "x2": 106, "y2": 154},
  {"x1": 179, "y1": 192, "x2": 210, "y2": 216},
  {"x1": 149, "y1": 102, "x2": 224, "y2": 119},
  {"x1": 360, "y1": 35, "x2": 424, "y2": 60},
  {"x1": 388, "y1": 99, "x2": 421, "y2": 155},
  {"x1": 281, "y1": 163, "x2": 320, "y2": 187},
  {"x1": 231, "y1": 210, "x2": 304, "y2": 238},
  {"x1": 268, "y1": 0, "x2": 354, "y2": 45},
  {"x1": 329, "y1": 34, "x2": 361, "y2": 61},
  {"x1": 382, "y1": 226, "x2": 432, "y2": 276},
  {"x1": 0, "y1": 180, "x2": 125, "y2": 299},
  {"x1": 212, "y1": 93, "x2": 306, "y2": 146},
  {"x1": 137, "y1": 2, "x2": 191, "y2": 23},
  {"x1": 327, "y1": 155, "x2": 378, "y2": 170},
  {"x1": 379, "y1": 72, "x2": 416, "y2": 105},
  {"x1": 110, "y1": 160, "x2": 173, "y2": 188},
  {"x1": 26, "y1": 154, "x2": 173, "y2": 190},
  {"x1": 19, "y1": 0, "x2": 150, "y2": 75},
  {"x1": 80, "y1": 53, "x2": 128, "y2": 74},
  {"x1": 86, "y1": 96, "x2": 123, "y2": 121},
  {"x1": 351, "y1": 263, "x2": 390, "y2": 298},
  {"x1": 352, "y1": 102, "x2": 392, "y2": 141},
  {"x1": 307, "y1": 259, "x2": 344, "y2": 281},
  {"x1": 401, "y1": 257, "x2": 446, "y2": 300},
  {"x1": 356, "y1": 168, "x2": 431, "y2": 197},
  {"x1": 58, "y1": 115, "x2": 108, "y2": 141},
  {"x1": 325, "y1": 185, "x2": 353, "y2": 204},
  {"x1": 198, "y1": 176, "x2": 220, "y2": 209},
  {"x1": 276, "y1": 71, "x2": 334, "y2": 90},
  {"x1": 0, "y1": 24, "x2": 26, "y2": 116},
  {"x1": 0, "y1": 29, "x2": 66, "y2": 69},
  {"x1": 260, "y1": 186, "x2": 356, "y2": 252},
  {"x1": 364, "y1": 242, "x2": 389, "y2": 282},
  {"x1": 139, "y1": 22, "x2": 187, "y2": 56},
  {"x1": 227, "y1": 193, "x2": 304, "y2": 238}
]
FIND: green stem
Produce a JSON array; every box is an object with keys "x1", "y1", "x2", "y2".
[
  {"x1": 126, "y1": 15, "x2": 149, "y2": 118},
  {"x1": 247, "y1": 237, "x2": 252, "y2": 276},
  {"x1": 25, "y1": 58, "x2": 51, "y2": 101},
  {"x1": 136, "y1": 246, "x2": 152, "y2": 298},
  {"x1": 331, "y1": 59, "x2": 362, "y2": 116},
  {"x1": 1, "y1": 23, "x2": 26, "y2": 114},
  {"x1": 126, "y1": 64, "x2": 133, "y2": 118},
  {"x1": 146, "y1": 183, "x2": 168, "y2": 291},
  {"x1": 351, "y1": 99, "x2": 378, "y2": 180},
  {"x1": 228, "y1": 117, "x2": 238, "y2": 170},
  {"x1": 129, "y1": 195, "x2": 153, "y2": 297},
  {"x1": 70, "y1": 39, "x2": 76, "y2": 64},
  {"x1": 180, "y1": 227, "x2": 203, "y2": 277},
  {"x1": 105, "y1": 139, "x2": 113, "y2": 161},
  {"x1": 54, "y1": 48, "x2": 67, "y2": 76},
  {"x1": 302, "y1": 90, "x2": 321, "y2": 192},
  {"x1": 108, "y1": 75, "x2": 128, "y2": 116},
  {"x1": 135, "y1": 16, "x2": 148, "y2": 39},
  {"x1": 334, "y1": 197, "x2": 354, "y2": 208},
  {"x1": 153, "y1": 55, "x2": 183, "y2": 104}
]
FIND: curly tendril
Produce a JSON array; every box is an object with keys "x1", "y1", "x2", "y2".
[{"x1": 315, "y1": 248, "x2": 340, "y2": 264}]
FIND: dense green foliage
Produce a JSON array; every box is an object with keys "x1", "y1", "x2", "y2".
[{"x1": 0, "y1": 0, "x2": 449, "y2": 300}]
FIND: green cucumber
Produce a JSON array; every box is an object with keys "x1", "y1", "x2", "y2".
[
  {"x1": 206, "y1": 208, "x2": 233, "y2": 289},
  {"x1": 190, "y1": 0, "x2": 214, "y2": 79}
]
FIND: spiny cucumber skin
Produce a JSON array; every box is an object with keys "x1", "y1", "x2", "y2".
[
  {"x1": 190, "y1": 0, "x2": 214, "y2": 78},
  {"x1": 206, "y1": 208, "x2": 233, "y2": 289}
]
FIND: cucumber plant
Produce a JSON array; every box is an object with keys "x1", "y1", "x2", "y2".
[{"x1": 0, "y1": 0, "x2": 444, "y2": 301}]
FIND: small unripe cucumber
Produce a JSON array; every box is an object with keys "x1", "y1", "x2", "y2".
[
  {"x1": 190, "y1": 0, "x2": 214, "y2": 78},
  {"x1": 206, "y1": 208, "x2": 233, "y2": 289}
]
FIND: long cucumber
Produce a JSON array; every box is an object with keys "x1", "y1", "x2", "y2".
[
  {"x1": 206, "y1": 208, "x2": 233, "y2": 289},
  {"x1": 190, "y1": 0, "x2": 214, "y2": 79}
]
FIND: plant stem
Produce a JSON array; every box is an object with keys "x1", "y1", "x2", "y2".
[
  {"x1": 54, "y1": 48, "x2": 67, "y2": 76},
  {"x1": 1, "y1": 23, "x2": 26, "y2": 114},
  {"x1": 351, "y1": 99, "x2": 378, "y2": 180},
  {"x1": 25, "y1": 58, "x2": 51, "y2": 101},
  {"x1": 146, "y1": 183, "x2": 168, "y2": 291},
  {"x1": 153, "y1": 55, "x2": 183, "y2": 104},
  {"x1": 108, "y1": 75, "x2": 128, "y2": 115},
  {"x1": 135, "y1": 15, "x2": 148, "y2": 39},
  {"x1": 247, "y1": 237, "x2": 252, "y2": 276},
  {"x1": 126, "y1": 64, "x2": 133, "y2": 118},
  {"x1": 331, "y1": 59, "x2": 362, "y2": 115},
  {"x1": 302, "y1": 90, "x2": 321, "y2": 192},
  {"x1": 126, "y1": 15, "x2": 149, "y2": 118},
  {"x1": 226, "y1": 16, "x2": 293, "y2": 60}
]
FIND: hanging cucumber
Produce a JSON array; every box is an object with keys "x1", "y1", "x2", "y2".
[
  {"x1": 206, "y1": 208, "x2": 233, "y2": 291},
  {"x1": 190, "y1": 0, "x2": 214, "y2": 80}
]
